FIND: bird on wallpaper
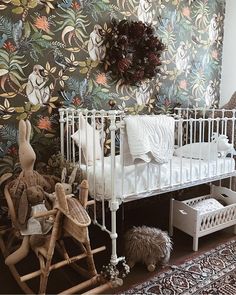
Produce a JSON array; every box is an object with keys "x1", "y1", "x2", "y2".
[
  {"x1": 57, "y1": 0, "x2": 83, "y2": 9},
  {"x1": 57, "y1": 0, "x2": 73, "y2": 8},
  {"x1": 53, "y1": 48, "x2": 74, "y2": 70},
  {"x1": 205, "y1": 81, "x2": 216, "y2": 108},
  {"x1": 26, "y1": 65, "x2": 50, "y2": 105},
  {"x1": 175, "y1": 42, "x2": 189, "y2": 74},
  {"x1": 137, "y1": 0, "x2": 154, "y2": 24},
  {"x1": 0, "y1": 33, "x2": 7, "y2": 48},
  {"x1": 88, "y1": 24, "x2": 106, "y2": 61},
  {"x1": 0, "y1": 141, "x2": 11, "y2": 158},
  {"x1": 59, "y1": 78, "x2": 88, "y2": 106},
  {"x1": 12, "y1": 20, "x2": 23, "y2": 48},
  {"x1": 79, "y1": 78, "x2": 88, "y2": 99},
  {"x1": 58, "y1": 89, "x2": 76, "y2": 106},
  {"x1": 209, "y1": 15, "x2": 219, "y2": 45}
]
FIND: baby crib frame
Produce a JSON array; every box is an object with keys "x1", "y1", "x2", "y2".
[{"x1": 59, "y1": 107, "x2": 236, "y2": 269}]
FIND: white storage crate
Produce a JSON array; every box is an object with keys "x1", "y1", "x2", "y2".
[{"x1": 169, "y1": 185, "x2": 236, "y2": 251}]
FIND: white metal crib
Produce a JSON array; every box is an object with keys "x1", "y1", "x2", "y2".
[{"x1": 59, "y1": 107, "x2": 236, "y2": 269}]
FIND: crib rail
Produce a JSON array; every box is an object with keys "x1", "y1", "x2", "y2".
[{"x1": 59, "y1": 107, "x2": 236, "y2": 266}]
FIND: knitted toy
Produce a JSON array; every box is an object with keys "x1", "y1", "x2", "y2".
[
  {"x1": 124, "y1": 225, "x2": 172, "y2": 272},
  {"x1": 5, "y1": 120, "x2": 56, "y2": 266},
  {"x1": 18, "y1": 185, "x2": 52, "y2": 235}
]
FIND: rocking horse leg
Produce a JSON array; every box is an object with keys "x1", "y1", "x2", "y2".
[
  {"x1": 39, "y1": 254, "x2": 46, "y2": 294},
  {"x1": 84, "y1": 240, "x2": 97, "y2": 277},
  {"x1": 39, "y1": 211, "x2": 62, "y2": 295},
  {"x1": 0, "y1": 235, "x2": 34, "y2": 294},
  {"x1": 5, "y1": 235, "x2": 30, "y2": 266}
]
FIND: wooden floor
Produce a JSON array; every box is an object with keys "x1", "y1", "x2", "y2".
[{"x1": 0, "y1": 227, "x2": 235, "y2": 294}]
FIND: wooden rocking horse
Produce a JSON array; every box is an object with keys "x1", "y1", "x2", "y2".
[{"x1": 0, "y1": 120, "x2": 112, "y2": 294}]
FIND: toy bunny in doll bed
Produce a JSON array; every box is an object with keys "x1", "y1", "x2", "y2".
[{"x1": 4, "y1": 120, "x2": 58, "y2": 266}]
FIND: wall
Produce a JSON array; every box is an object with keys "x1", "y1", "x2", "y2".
[
  {"x1": 0, "y1": 0, "x2": 225, "y2": 177},
  {"x1": 220, "y1": 0, "x2": 236, "y2": 106}
]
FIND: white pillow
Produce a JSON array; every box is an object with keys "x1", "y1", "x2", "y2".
[
  {"x1": 174, "y1": 142, "x2": 218, "y2": 161},
  {"x1": 191, "y1": 198, "x2": 224, "y2": 215},
  {"x1": 71, "y1": 116, "x2": 102, "y2": 165}
]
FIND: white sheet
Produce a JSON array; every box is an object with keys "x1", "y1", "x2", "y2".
[
  {"x1": 124, "y1": 115, "x2": 175, "y2": 164},
  {"x1": 80, "y1": 156, "x2": 235, "y2": 202}
]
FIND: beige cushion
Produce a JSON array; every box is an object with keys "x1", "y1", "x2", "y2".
[{"x1": 71, "y1": 116, "x2": 102, "y2": 165}]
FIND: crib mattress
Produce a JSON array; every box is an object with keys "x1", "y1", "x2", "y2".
[{"x1": 80, "y1": 156, "x2": 235, "y2": 202}]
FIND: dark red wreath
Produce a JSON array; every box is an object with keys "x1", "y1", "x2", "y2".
[{"x1": 102, "y1": 19, "x2": 165, "y2": 86}]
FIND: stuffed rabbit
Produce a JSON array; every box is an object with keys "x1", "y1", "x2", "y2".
[
  {"x1": 61, "y1": 166, "x2": 78, "y2": 195},
  {"x1": 45, "y1": 166, "x2": 78, "y2": 206},
  {"x1": 5, "y1": 120, "x2": 55, "y2": 266}
]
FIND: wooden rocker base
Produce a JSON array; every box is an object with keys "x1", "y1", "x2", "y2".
[
  {"x1": 1, "y1": 180, "x2": 116, "y2": 295},
  {"x1": 0, "y1": 230, "x2": 117, "y2": 295}
]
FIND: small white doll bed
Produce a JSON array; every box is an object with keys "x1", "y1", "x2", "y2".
[
  {"x1": 59, "y1": 107, "x2": 236, "y2": 271},
  {"x1": 170, "y1": 185, "x2": 236, "y2": 251}
]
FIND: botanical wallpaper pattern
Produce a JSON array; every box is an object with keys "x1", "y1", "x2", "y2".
[{"x1": 0, "y1": 0, "x2": 225, "y2": 178}]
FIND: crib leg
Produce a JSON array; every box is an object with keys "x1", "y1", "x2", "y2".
[
  {"x1": 109, "y1": 202, "x2": 119, "y2": 266},
  {"x1": 193, "y1": 237, "x2": 198, "y2": 251}
]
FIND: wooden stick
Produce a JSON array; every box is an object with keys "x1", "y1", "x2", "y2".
[
  {"x1": 0, "y1": 237, "x2": 34, "y2": 294},
  {"x1": 58, "y1": 275, "x2": 99, "y2": 295},
  {"x1": 55, "y1": 183, "x2": 69, "y2": 215},
  {"x1": 79, "y1": 180, "x2": 89, "y2": 208},
  {"x1": 81, "y1": 281, "x2": 116, "y2": 295},
  {"x1": 20, "y1": 246, "x2": 106, "y2": 282},
  {"x1": 86, "y1": 200, "x2": 95, "y2": 206},
  {"x1": 56, "y1": 242, "x2": 91, "y2": 279},
  {"x1": 39, "y1": 210, "x2": 62, "y2": 294},
  {"x1": 33, "y1": 209, "x2": 57, "y2": 218}
]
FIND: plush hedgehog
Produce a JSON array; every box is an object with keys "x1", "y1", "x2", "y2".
[{"x1": 124, "y1": 225, "x2": 172, "y2": 272}]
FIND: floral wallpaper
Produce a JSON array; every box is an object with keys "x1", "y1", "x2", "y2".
[{"x1": 0, "y1": 0, "x2": 225, "y2": 178}]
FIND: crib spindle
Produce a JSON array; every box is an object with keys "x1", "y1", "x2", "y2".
[
  {"x1": 199, "y1": 118, "x2": 202, "y2": 180},
  {"x1": 101, "y1": 111, "x2": 106, "y2": 230},
  {"x1": 59, "y1": 108, "x2": 65, "y2": 161}
]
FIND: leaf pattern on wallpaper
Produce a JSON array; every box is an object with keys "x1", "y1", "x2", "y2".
[{"x1": 0, "y1": 0, "x2": 226, "y2": 179}]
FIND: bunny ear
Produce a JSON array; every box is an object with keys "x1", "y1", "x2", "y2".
[
  {"x1": 25, "y1": 120, "x2": 32, "y2": 143},
  {"x1": 68, "y1": 167, "x2": 78, "y2": 185},
  {"x1": 18, "y1": 190, "x2": 29, "y2": 226},
  {"x1": 18, "y1": 120, "x2": 27, "y2": 145},
  {"x1": 61, "y1": 167, "x2": 67, "y2": 183}
]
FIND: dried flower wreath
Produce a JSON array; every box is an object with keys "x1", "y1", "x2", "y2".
[{"x1": 102, "y1": 19, "x2": 165, "y2": 86}]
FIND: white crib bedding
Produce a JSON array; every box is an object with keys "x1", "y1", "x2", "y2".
[{"x1": 80, "y1": 156, "x2": 235, "y2": 202}]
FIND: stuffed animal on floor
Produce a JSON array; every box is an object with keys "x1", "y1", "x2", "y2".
[{"x1": 124, "y1": 225, "x2": 172, "y2": 272}]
